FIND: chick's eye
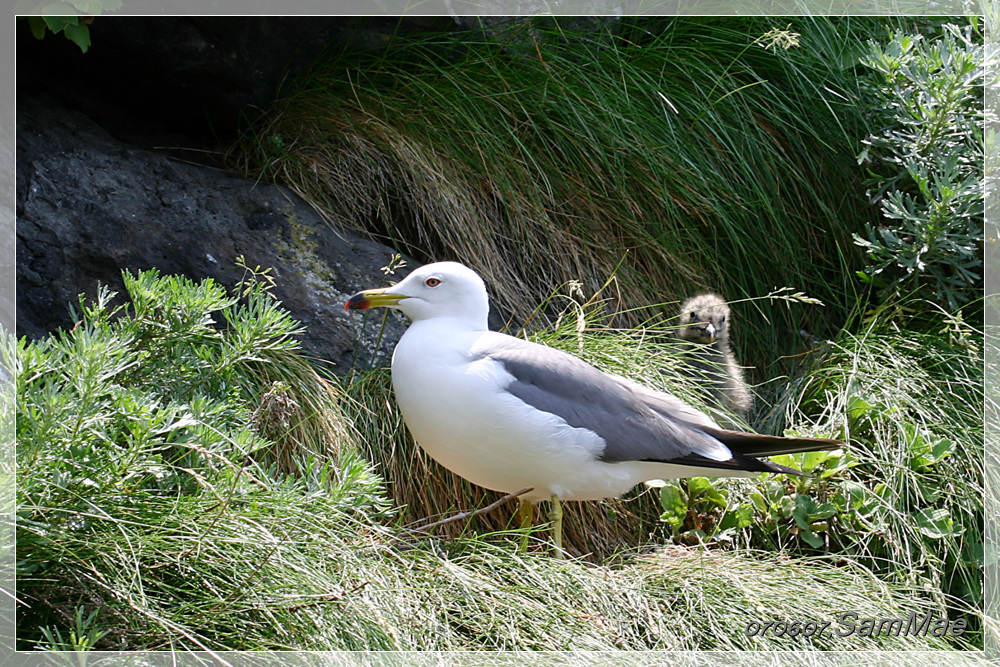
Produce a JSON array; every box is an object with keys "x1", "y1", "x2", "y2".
[{"x1": 425, "y1": 278, "x2": 441, "y2": 287}]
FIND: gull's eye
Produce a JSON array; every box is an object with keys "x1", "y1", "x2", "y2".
[{"x1": 425, "y1": 278, "x2": 442, "y2": 287}]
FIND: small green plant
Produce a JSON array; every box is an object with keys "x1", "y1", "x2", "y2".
[
  {"x1": 750, "y1": 447, "x2": 856, "y2": 549},
  {"x1": 37, "y1": 606, "x2": 108, "y2": 652},
  {"x1": 651, "y1": 476, "x2": 754, "y2": 544},
  {"x1": 17, "y1": 1, "x2": 123, "y2": 53},
  {"x1": 854, "y1": 23, "x2": 985, "y2": 311},
  {"x1": 25, "y1": 15, "x2": 91, "y2": 52},
  {"x1": 649, "y1": 444, "x2": 854, "y2": 551}
]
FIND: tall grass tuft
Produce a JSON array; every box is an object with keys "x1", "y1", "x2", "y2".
[{"x1": 230, "y1": 16, "x2": 914, "y2": 380}]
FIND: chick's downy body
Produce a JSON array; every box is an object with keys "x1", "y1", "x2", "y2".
[{"x1": 676, "y1": 293, "x2": 753, "y2": 419}]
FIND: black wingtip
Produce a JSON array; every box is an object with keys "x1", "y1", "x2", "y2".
[
  {"x1": 704, "y1": 427, "x2": 845, "y2": 458},
  {"x1": 649, "y1": 452, "x2": 811, "y2": 476},
  {"x1": 758, "y1": 459, "x2": 811, "y2": 477}
]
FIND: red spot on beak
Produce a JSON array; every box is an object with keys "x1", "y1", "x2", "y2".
[{"x1": 344, "y1": 293, "x2": 371, "y2": 310}]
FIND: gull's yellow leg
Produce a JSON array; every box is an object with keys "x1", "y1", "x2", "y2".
[
  {"x1": 549, "y1": 494, "x2": 565, "y2": 559},
  {"x1": 517, "y1": 498, "x2": 534, "y2": 553}
]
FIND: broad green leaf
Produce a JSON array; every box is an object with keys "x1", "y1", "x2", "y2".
[
  {"x1": 914, "y1": 508, "x2": 963, "y2": 539},
  {"x1": 930, "y1": 437, "x2": 955, "y2": 463},
  {"x1": 779, "y1": 494, "x2": 795, "y2": 518},
  {"x1": 846, "y1": 395, "x2": 876, "y2": 422},
  {"x1": 792, "y1": 494, "x2": 816, "y2": 530},
  {"x1": 658, "y1": 484, "x2": 687, "y2": 532},
  {"x1": 687, "y1": 477, "x2": 727, "y2": 508},
  {"x1": 42, "y1": 13, "x2": 77, "y2": 33},
  {"x1": 916, "y1": 479, "x2": 940, "y2": 504},
  {"x1": 840, "y1": 480, "x2": 871, "y2": 512},
  {"x1": 800, "y1": 528, "x2": 825, "y2": 548},
  {"x1": 28, "y1": 16, "x2": 48, "y2": 40},
  {"x1": 63, "y1": 22, "x2": 90, "y2": 53},
  {"x1": 800, "y1": 449, "x2": 832, "y2": 473},
  {"x1": 761, "y1": 479, "x2": 786, "y2": 503},
  {"x1": 718, "y1": 503, "x2": 753, "y2": 531}
]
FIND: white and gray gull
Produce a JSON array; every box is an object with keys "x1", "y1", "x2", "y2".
[{"x1": 345, "y1": 261, "x2": 842, "y2": 556}]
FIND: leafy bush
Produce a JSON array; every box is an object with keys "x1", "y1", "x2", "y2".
[
  {"x1": 854, "y1": 22, "x2": 985, "y2": 311},
  {"x1": 16, "y1": 267, "x2": 375, "y2": 649}
]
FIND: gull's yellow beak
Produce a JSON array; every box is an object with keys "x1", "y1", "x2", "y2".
[{"x1": 344, "y1": 287, "x2": 406, "y2": 311}]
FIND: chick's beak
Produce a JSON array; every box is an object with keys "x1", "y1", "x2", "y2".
[{"x1": 344, "y1": 287, "x2": 405, "y2": 311}]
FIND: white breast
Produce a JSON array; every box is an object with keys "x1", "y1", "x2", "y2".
[{"x1": 390, "y1": 323, "x2": 641, "y2": 503}]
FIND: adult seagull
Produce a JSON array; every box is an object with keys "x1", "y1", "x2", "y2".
[{"x1": 345, "y1": 261, "x2": 841, "y2": 556}]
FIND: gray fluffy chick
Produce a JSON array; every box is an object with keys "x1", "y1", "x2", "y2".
[{"x1": 675, "y1": 293, "x2": 753, "y2": 420}]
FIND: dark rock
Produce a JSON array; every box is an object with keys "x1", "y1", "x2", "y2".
[
  {"x1": 16, "y1": 15, "x2": 454, "y2": 144},
  {"x1": 16, "y1": 96, "x2": 410, "y2": 374}
]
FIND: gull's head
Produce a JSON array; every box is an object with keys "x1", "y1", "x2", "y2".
[
  {"x1": 676, "y1": 293, "x2": 730, "y2": 345},
  {"x1": 344, "y1": 261, "x2": 490, "y2": 328}
]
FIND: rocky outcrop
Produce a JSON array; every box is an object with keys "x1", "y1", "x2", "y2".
[
  {"x1": 16, "y1": 95, "x2": 410, "y2": 373},
  {"x1": 16, "y1": 15, "x2": 588, "y2": 370}
]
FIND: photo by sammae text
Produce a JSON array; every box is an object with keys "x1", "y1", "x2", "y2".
[{"x1": 744, "y1": 611, "x2": 967, "y2": 640}]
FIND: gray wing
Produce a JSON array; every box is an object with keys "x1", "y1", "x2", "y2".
[{"x1": 470, "y1": 334, "x2": 736, "y2": 467}]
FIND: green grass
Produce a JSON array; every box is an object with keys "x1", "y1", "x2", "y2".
[
  {"x1": 762, "y1": 300, "x2": 984, "y2": 621},
  {"x1": 14, "y1": 475, "x2": 978, "y2": 652},
  {"x1": 230, "y1": 16, "x2": 927, "y2": 382}
]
